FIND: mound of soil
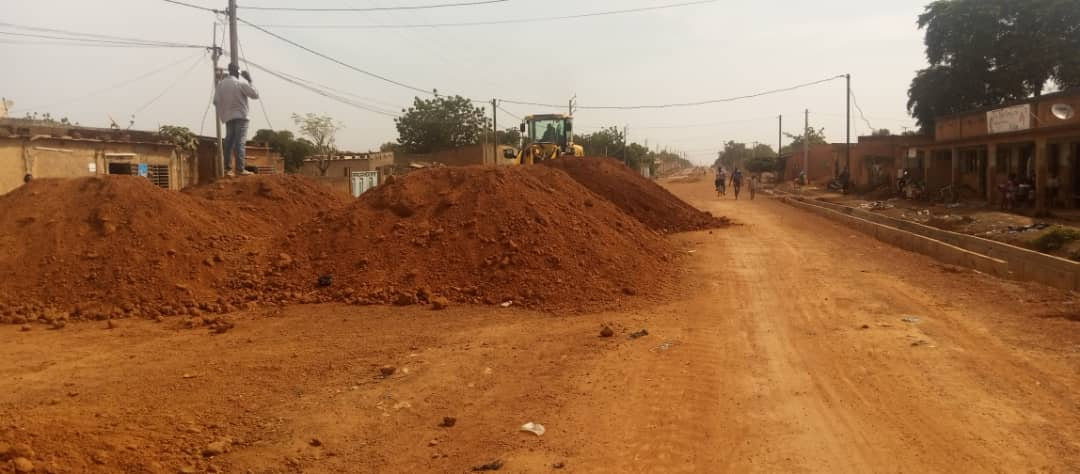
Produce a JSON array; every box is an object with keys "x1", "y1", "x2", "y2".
[
  {"x1": 0, "y1": 177, "x2": 265, "y2": 321},
  {"x1": 544, "y1": 158, "x2": 727, "y2": 233},
  {"x1": 282, "y1": 166, "x2": 678, "y2": 312},
  {"x1": 184, "y1": 175, "x2": 352, "y2": 230}
]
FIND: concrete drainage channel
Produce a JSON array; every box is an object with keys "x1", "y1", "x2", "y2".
[{"x1": 776, "y1": 194, "x2": 1080, "y2": 292}]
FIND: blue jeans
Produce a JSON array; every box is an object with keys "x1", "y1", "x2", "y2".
[{"x1": 224, "y1": 119, "x2": 249, "y2": 172}]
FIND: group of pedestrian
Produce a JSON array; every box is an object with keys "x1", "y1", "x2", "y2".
[
  {"x1": 998, "y1": 173, "x2": 1060, "y2": 210},
  {"x1": 715, "y1": 167, "x2": 760, "y2": 200}
]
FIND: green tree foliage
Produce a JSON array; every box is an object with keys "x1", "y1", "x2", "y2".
[
  {"x1": 574, "y1": 126, "x2": 625, "y2": 157},
  {"x1": 395, "y1": 94, "x2": 489, "y2": 153},
  {"x1": 781, "y1": 127, "x2": 828, "y2": 155},
  {"x1": 908, "y1": 0, "x2": 1080, "y2": 131},
  {"x1": 253, "y1": 129, "x2": 316, "y2": 173},
  {"x1": 292, "y1": 113, "x2": 343, "y2": 176},
  {"x1": 496, "y1": 127, "x2": 521, "y2": 146},
  {"x1": 713, "y1": 141, "x2": 777, "y2": 170},
  {"x1": 159, "y1": 125, "x2": 198, "y2": 157}
]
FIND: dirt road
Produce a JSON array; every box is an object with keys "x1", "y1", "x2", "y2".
[{"x1": 2, "y1": 177, "x2": 1079, "y2": 473}]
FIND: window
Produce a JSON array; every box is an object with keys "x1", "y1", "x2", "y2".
[
  {"x1": 147, "y1": 165, "x2": 169, "y2": 188},
  {"x1": 529, "y1": 119, "x2": 567, "y2": 146},
  {"x1": 107, "y1": 162, "x2": 135, "y2": 175}
]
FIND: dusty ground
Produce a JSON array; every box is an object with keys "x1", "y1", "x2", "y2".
[
  {"x1": 796, "y1": 186, "x2": 1080, "y2": 260},
  {"x1": 3, "y1": 177, "x2": 1080, "y2": 473}
]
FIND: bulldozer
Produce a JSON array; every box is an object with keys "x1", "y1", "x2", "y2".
[{"x1": 503, "y1": 114, "x2": 585, "y2": 165}]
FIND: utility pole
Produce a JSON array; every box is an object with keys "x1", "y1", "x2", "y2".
[
  {"x1": 804, "y1": 109, "x2": 810, "y2": 180},
  {"x1": 491, "y1": 99, "x2": 498, "y2": 165},
  {"x1": 568, "y1": 95, "x2": 577, "y2": 116},
  {"x1": 228, "y1": 0, "x2": 239, "y2": 68},
  {"x1": 211, "y1": 23, "x2": 224, "y2": 179},
  {"x1": 845, "y1": 73, "x2": 852, "y2": 172},
  {"x1": 623, "y1": 125, "x2": 630, "y2": 166},
  {"x1": 778, "y1": 114, "x2": 783, "y2": 164}
]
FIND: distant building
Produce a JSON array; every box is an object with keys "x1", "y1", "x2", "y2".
[
  {"x1": 907, "y1": 88, "x2": 1080, "y2": 210},
  {"x1": 0, "y1": 118, "x2": 197, "y2": 194}
]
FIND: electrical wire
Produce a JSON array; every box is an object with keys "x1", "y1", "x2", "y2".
[
  {"x1": 243, "y1": 59, "x2": 403, "y2": 116},
  {"x1": 242, "y1": 0, "x2": 509, "y2": 12},
  {"x1": 243, "y1": 17, "x2": 846, "y2": 112},
  {"x1": 17, "y1": 49, "x2": 208, "y2": 112},
  {"x1": 0, "y1": 30, "x2": 204, "y2": 48},
  {"x1": 261, "y1": 0, "x2": 720, "y2": 29},
  {"x1": 849, "y1": 88, "x2": 876, "y2": 131},
  {"x1": 244, "y1": 60, "x2": 401, "y2": 117},
  {"x1": 240, "y1": 18, "x2": 434, "y2": 95},
  {"x1": 0, "y1": 38, "x2": 194, "y2": 49},
  {"x1": 161, "y1": 0, "x2": 221, "y2": 13},
  {"x1": 200, "y1": 81, "x2": 215, "y2": 135},
  {"x1": 496, "y1": 104, "x2": 522, "y2": 121},
  {"x1": 237, "y1": 38, "x2": 275, "y2": 130},
  {"x1": 133, "y1": 52, "x2": 207, "y2": 115},
  {"x1": 0, "y1": 22, "x2": 205, "y2": 47},
  {"x1": 575, "y1": 75, "x2": 848, "y2": 110}
]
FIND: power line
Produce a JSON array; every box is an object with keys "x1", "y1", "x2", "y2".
[
  {"x1": 0, "y1": 22, "x2": 206, "y2": 47},
  {"x1": 577, "y1": 75, "x2": 847, "y2": 110},
  {"x1": 496, "y1": 104, "x2": 522, "y2": 122},
  {"x1": 240, "y1": 57, "x2": 403, "y2": 115},
  {"x1": 0, "y1": 30, "x2": 204, "y2": 48},
  {"x1": 15, "y1": 50, "x2": 208, "y2": 112},
  {"x1": 849, "y1": 88, "x2": 875, "y2": 131},
  {"x1": 239, "y1": 18, "x2": 434, "y2": 95},
  {"x1": 243, "y1": 60, "x2": 401, "y2": 117},
  {"x1": 161, "y1": 0, "x2": 221, "y2": 13},
  {"x1": 237, "y1": 38, "x2": 275, "y2": 130},
  {"x1": 260, "y1": 0, "x2": 720, "y2": 29},
  {"x1": 243, "y1": 16, "x2": 846, "y2": 113},
  {"x1": 134, "y1": 52, "x2": 207, "y2": 115},
  {"x1": 242, "y1": 0, "x2": 509, "y2": 12}
]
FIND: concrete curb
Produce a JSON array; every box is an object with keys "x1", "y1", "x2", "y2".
[{"x1": 776, "y1": 194, "x2": 1079, "y2": 292}]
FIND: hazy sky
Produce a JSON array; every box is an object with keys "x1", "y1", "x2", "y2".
[{"x1": 2, "y1": 0, "x2": 930, "y2": 165}]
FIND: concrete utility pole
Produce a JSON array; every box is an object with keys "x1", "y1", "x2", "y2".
[
  {"x1": 212, "y1": 23, "x2": 224, "y2": 179},
  {"x1": 623, "y1": 125, "x2": 630, "y2": 166},
  {"x1": 846, "y1": 73, "x2": 852, "y2": 172},
  {"x1": 228, "y1": 0, "x2": 239, "y2": 68},
  {"x1": 778, "y1": 114, "x2": 783, "y2": 166},
  {"x1": 804, "y1": 109, "x2": 810, "y2": 180},
  {"x1": 491, "y1": 99, "x2": 498, "y2": 165}
]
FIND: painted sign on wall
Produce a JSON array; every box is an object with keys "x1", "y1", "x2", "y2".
[{"x1": 987, "y1": 104, "x2": 1031, "y2": 134}]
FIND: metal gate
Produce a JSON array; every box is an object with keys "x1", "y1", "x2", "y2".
[{"x1": 350, "y1": 171, "x2": 379, "y2": 197}]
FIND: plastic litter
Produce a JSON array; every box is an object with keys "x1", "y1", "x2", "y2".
[
  {"x1": 901, "y1": 316, "x2": 921, "y2": 324},
  {"x1": 628, "y1": 329, "x2": 649, "y2": 339},
  {"x1": 520, "y1": 422, "x2": 546, "y2": 436},
  {"x1": 500, "y1": 301, "x2": 513, "y2": 308},
  {"x1": 650, "y1": 341, "x2": 676, "y2": 352}
]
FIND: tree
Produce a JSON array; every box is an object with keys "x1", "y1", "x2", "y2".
[
  {"x1": 782, "y1": 127, "x2": 828, "y2": 155},
  {"x1": 394, "y1": 94, "x2": 489, "y2": 154},
  {"x1": 496, "y1": 127, "x2": 521, "y2": 146},
  {"x1": 379, "y1": 142, "x2": 400, "y2": 153},
  {"x1": 907, "y1": 0, "x2": 1080, "y2": 131},
  {"x1": 253, "y1": 129, "x2": 316, "y2": 173},
  {"x1": 574, "y1": 126, "x2": 625, "y2": 157},
  {"x1": 872, "y1": 128, "x2": 892, "y2": 136},
  {"x1": 159, "y1": 125, "x2": 198, "y2": 183},
  {"x1": 292, "y1": 113, "x2": 343, "y2": 176},
  {"x1": 713, "y1": 141, "x2": 777, "y2": 170}
]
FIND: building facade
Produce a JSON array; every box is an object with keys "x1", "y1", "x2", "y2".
[
  {"x1": 909, "y1": 89, "x2": 1080, "y2": 210},
  {"x1": 0, "y1": 119, "x2": 195, "y2": 195}
]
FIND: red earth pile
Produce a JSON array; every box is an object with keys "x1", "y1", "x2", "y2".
[
  {"x1": 0, "y1": 165, "x2": 699, "y2": 322},
  {"x1": 544, "y1": 157, "x2": 728, "y2": 233},
  {"x1": 183, "y1": 175, "x2": 352, "y2": 229},
  {"x1": 281, "y1": 166, "x2": 678, "y2": 312},
  {"x1": 0, "y1": 176, "x2": 350, "y2": 323}
]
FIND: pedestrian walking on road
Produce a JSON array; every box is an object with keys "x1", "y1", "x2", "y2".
[
  {"x1": 716, "y1": 168, "x2": 727, "y2": 197},
  {"x1": 214, "y1": 63, "x2": 260, "y2": 177},
  {"x1": 730, "y1": 168, "x2": 744, "y2": 200}
]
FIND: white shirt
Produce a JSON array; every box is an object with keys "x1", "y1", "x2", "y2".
[{"x1": 213, "y1": 76, "x2": 259, "y2": 123}]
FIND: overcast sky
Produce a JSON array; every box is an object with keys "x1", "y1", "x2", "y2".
[{"x1": 2, "y1": 0, "x2": 929, "y2": 165}]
